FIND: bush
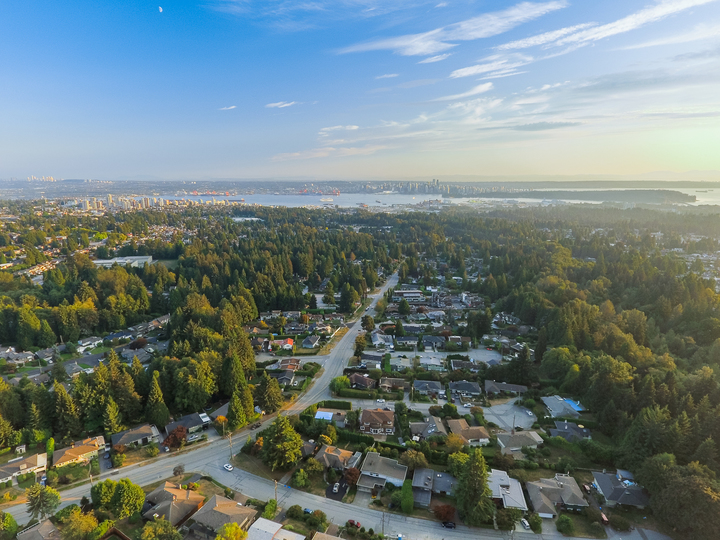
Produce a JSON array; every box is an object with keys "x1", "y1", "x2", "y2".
[
  {"x1": 400, "y1": 479, "x2": 414, "y2": 514},
  {"x1": 111, "y1": 453, "x2": 125, "y2": 467},
  {"x1": 145, "y1": 443, "x2": 159, "y2": 457},
  {"x1": 223, "y1": 487, "x2": 233, "y2": 499},
  {"x1": 54, "y1": 504, "x2": 80, "y2": 523},
  {"x1": 286, "y1": 505, "x2": 304, "y2": 520},
  {"x1": 584, "y1": 507, "x2": 602, "y2": 524},
  {"x1": 556, "y1": 515, "x2": 575, "y2": 535},
  {"x1": 262, "y1": 499, "x2": 277, "y2": 519},
  {"x1": 128, "y1": 512, "x2": 141, "y2": 525},
  {"x1": 528, "y1": 513, "x2": 542, "y2": 533},
  {"x1": 609, "y1": 514, "x2": 631, "y2": 531},
  {"x1": 496, "y1": 508, "x2": 522, "y2": 530}
]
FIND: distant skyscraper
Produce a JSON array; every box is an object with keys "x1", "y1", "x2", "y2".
[{"x1": 107, "y1": 194, "x2": 113, "y2": 207}]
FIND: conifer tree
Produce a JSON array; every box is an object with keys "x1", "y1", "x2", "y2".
[
  {"x1": 227, "y1": 392, "x2": 247, "y2": 430},
  {"x1": 54, "y1": 385, "x2": 81, "y2": 438},
  {"x1": 145, "y1": 372, "x2": 170, "y2": 427},
  {"x1": 104, "y1": 397, "x2": 122, "y2": 435},
  {"x1": 37, "y1": 320, "x2": 56, "y2": 349}
]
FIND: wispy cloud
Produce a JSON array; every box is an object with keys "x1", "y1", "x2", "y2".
[
  {"x1": 375, "y1": 73, "x2": 399, "y2": 79},
  {"x1": 512, "y1": 121, "x2": 580, "y2": 130},
  {"x1": 419, "y1": 53, "x2": 451, "y2": 63},
  {"x1": 433, "y1": 82, "x2": 493, "y2": 101},
  {"x1": 450, "y1": 53, "x2": 533, "y2": 78},
  {"x1": 272, "y1": 144, "x2": 388, "y2": 161},
  {"x1": 266, "y1": 101, "x2": 297, "y2": 108},
  {"x1": 556, "y1": 0, "x2": 719, "y2": 47},
  {"x1": 218, "y1": 105, "x2": 236, "y2": 110},
  {"x1": 319, "y1": 125, "x2": 360, "y2": 134},
  {"x1": 496, "y1": 23, "x2": 595, "y2": 50},
  {"x1": 621, "y1": 22, "x2": 720, "y2": 50},
  {"x1": 339, "y1": 1, "x2": 567, "y2": 56}
]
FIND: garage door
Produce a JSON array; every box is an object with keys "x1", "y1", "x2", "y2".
[{"x1": 539, "y1": 513, "x2": 554, "y2": 519}]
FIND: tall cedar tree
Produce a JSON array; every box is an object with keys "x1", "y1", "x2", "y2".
[
  {"x1": 54, "y1": 385, "x2": 81, "y2": 439},
  {"x1": 261, "y1": 415, "x2": 303, "y2": 471},
  {"x1": 145, "y1": 372, "x2": 170, "y2": 427},
  {"x1": 103, "y1": 397, "x2": 122, "y2": 435},
  {"x1": 257, "y1": 372, "x2": 283, "y2": 413},
  {"x1": 227, "y1": 391, "x2": 247, "y2": 430},
  {"x1": 455, "y1": 448, "x2": 494, "y2": 526}
]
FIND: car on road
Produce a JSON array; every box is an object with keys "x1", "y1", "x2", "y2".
[
  {"x1": 376, "y1": 399, "x2": 385, "y2": 404},
  {"x1": 464, "y1": 403, "x2": 472, "y2": 408},
  {"x1": 304, "y1": 508, "x2": 313, "y2": 514},
  {"x1": 521, "y1": 518, "x2": 530, "y2": 530},
  {"x1": 347, "y1": 520, "x2": 360, "y2": 529},
  {"x1": 526, "y1": 409, "x2": 533, "y2": 416},
  {"x1": 333, "y1": 483, "x2": 340, "y2": 493},
  {"x1": 223, "y1": 464, "x2": 234, "y2": 471},
  {"x1": 441, "y1": 522, "x2": 456, "y2": 529}
]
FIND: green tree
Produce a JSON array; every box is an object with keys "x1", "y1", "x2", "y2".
[
  {"x1": 400, "y1": 479, "x2": 414, "y2": 513},
  {"x1": 0, "y1": 511, "x2": 18, "y2": 538},
  {"x1": 354, "y1": 333, "x2": 366, "y2": 357},
  {"x1": 140, "y1": 519, "x2": 182, "y2": 540},
  {"x1": 292, "y1": 469, "x2": 308, "y2": 488},
  {"x1": 221, "y1": 354, "x2": 246, "y2": 398},
  {"x1": 395, "y1": 320, "x2": 405, "y2": 337},
  {"x1": 146, "y1": 371, "x2": 170, "y2": 427},
  {"x1": 46, "y1": 437, "x2": 55, "y2": 466},
  {"x1": 399, "y1": 449, "x2": 429, "y2": 471},
  {"x1": 25, "y1": 484, "x2": 61, "y2": 520},
  {"x1": 17, "y1": 307, "x2": 41, "y2": 351},
  {"x1": 447, "y1": 452, "x2": 469, "y2": 478},
  {"x1": 103, "y1": 397, "x2": 123, "y2": 435},
  {"x1": 28, "y1": 402, "x2": 42, "y2": 431},
  {"x1": 111, "y1": 478, "x2": 145, "y2": 518},
  {"x1": 256, "y1": 372, "x2": 283, "y2": 413},
  {"x1": 60, "y1": 507, "x2": 98, "y2": 540},
  {"x1": 556, "y1": 515, "x2": 574, "y2": 535},
  {"x1": 214, "y1": 522, "x2": 247, "y2": 540},
  {"x1": 454, "y1": 449, "x2": 494, "y2": 525},
  {"x1": 227, "y1": 391, "x2": 247, "y2": 430},
  {"x1": 37, "y1": 320, "x2": 56, "y2": 349},
  {"x1": 261, "y1": 415, "x2": 303, "y2": 471},
  {"x1": 54, "y1": 385, "x2": 81, "y2": 438},
  {"x1": 398, "y1": 298, "x2": 411, "y2": 316},
  {"x1": 361, "y1": 315, "x2": 375, "y2": 332},
  {"x1": 329, "y1": 376, "x2": 350, "y2": 394},
  {"x1": 497, "y1": 508, "x2": 522, "y2": 530}
]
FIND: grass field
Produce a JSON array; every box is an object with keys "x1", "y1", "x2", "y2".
[{"x1": 234, "y1": 452, "x2": 286, "y2": 481}]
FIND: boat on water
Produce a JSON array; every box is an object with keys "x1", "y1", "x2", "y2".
[
  {"x1": 376, "y1": 200, "x2": 382, "y2": 203},
  {"x1": 320, "y1": 197, "x2": 333, "y2": 202}
]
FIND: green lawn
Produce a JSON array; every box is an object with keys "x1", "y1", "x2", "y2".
[
  {"x1": 89, "y1": 346, "x2": 112, "y2": 355},
  {"x1": 559, "y1": 512, "x2": 607, "y2": 539}
]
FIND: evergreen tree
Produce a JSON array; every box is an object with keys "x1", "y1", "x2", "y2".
[
  {"x1": 27, "y1": 402, "x2": 41, "y2": 431},
  {"x1": 239, "y1": 383, "x2": 255, "y2": 417},
  {"x1": 54, "y1": 385, "x2": 81, "y2": 438},
  {"x1": 257, "y1": 372, "x2": 283, "y2": 413},
  {"x1": 398, "y1": 298, "x2": 411, "y2": 316},
  {"x1": 395, "y1": 320, "x2": 405, "y2": 337},
  {"x1": 454, "y1": 448, "x2": 494, "y2": 526},
  {"x1": 103, "y1": 397, "x2": 122, "y2": 435},
  {"x1": 221, "y1": 354, "x2": 246, "y2": 397},
  {"x1": 145, "y1": 372, "x2": 170, "y2": 427},
  {"x1": 227, "y1": 391, "x2": 247, "y2": 430},
  {"x1": 37, "y1": 320, "x2": 56, "y2": 348},
  {"x1": 261, "y1": 415, "x2": 303, "y2": 471},
  {"x1": 25, "y1": 485, "x2": 61, "y2": 520}
]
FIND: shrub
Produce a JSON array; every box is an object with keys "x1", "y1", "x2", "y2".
[
  {"x1": 286, "y1": 505, "x2": 304, "y2": 520},
  {"x1": 400, "y1": 480, "x2": 414, "y2": 514},
  {"x1": 54, "y1": 504, "x2": 80, "y2": 523},
  {"x1": 262, "y1": 499, "x2": 277, "y2": 519},
  {"x1": 556, "y1": 515, "x2": 575, "y2": 535},
  {"x1": 584, "y1": 507, "x2": 602, "y2": 524},
  {"x1": 223, "y1": 487, "x2": 234, "y2": 499},
  {"x1": 609, "y1": 514, "x2": 631, "y2": 531},
  {"x1": 111, "y1": 453, "x2": 125, "y2": 467},
  {"x1": 145, "y1": 443, "x2": 159, "y2": 457},
  {"x1": 528, "y1": 513, "x2": 542, "y2": 533},
  {"x1": 128, "y1": 512, "x2": 141, "y2": 525}
]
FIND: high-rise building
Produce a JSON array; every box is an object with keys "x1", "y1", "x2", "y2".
[{"x1": 107, "y1": 194, "x2": 113, "y2": 207}]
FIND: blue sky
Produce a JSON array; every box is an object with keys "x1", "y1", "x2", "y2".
[{"x1": 1, "y1": 0, "x2": 719, "y2": 180}]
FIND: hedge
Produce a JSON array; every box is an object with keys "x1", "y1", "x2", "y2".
[
  {"x1": 319, "y1": 400, "x2": 352, "y2": 410},
  {"x1": 400, "y1": 479, "x2": 414, "y2": 514},
  {"x1": 337, "y1": 430, "x2": 375, "y2": 445}
]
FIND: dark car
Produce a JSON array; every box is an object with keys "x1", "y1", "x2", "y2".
[{"x1": 441, "y1": 522, "x2": 456, "y2": 529}]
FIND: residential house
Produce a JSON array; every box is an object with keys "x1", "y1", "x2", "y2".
[
  {"x1": 17, "y1": 520, "x2": 61, "y2": 540},
  {"x1": 450, "y1": 360, "x2": 478, "y2": 372},
  {"x1": 388, "y1": 356, "x2": 412, "y2": 371},
  {"x1": 412, "y1": 468, "x2": 436, "y2": 508},
  {"x1": 409, "y1": 416, "x2": 447, "y2": 441},
  {"x1": 77, "y1": 337, "x2": 102, "y2": 353},
  {"x1": 164, "y1": 413, "x2": 211, "y2": 436},
  {"x1": 488, "y1": 469, "x2": 528, "y2": 511},
  {"x1": 143, "y1": 482, "x2": 204, "y2": 526},
  {"x1": 191, "y1": 495, "x2": 257, "y2": 537},
  {"x1": 379, "y1": 377, "x2": 406, "y2": 392},
  {"x1": 361, "y1": 351, "x2": 384, "y2": 364},
  {"x1": 412, "y1": 380, "x2": 443, "y2": 396},
  {"x1": 278, "y1": 358, "x2": 302, "y2": 371},
  {"x1": 541, "y1": 395, "x2": 584, "y2": 418},
  {"x1": 269, "y1": 370, "x2": 295, "y2": 386},
  {"x1": 431, "y1": 472, "x2": 457, "y2": 495},
  {"x1": 446, "y1": 419, "x2": 490, "y2": 446},
  {"x1": 35, "y1": 345, "x2": 65, "y2": 362},
  {"x1": 418, "y1": 357, "x2": 444, "y2": 371},
  {"x1": 121, "y1": 348, "x2": 152, "y2": 364},
  {"x1": 301, "y1": 441, "x2": 317, "y2": 458},
  {"x1": 449, "y1": 380, "x2": 482, "y2": 397},
  {"x1": 496, "y1": 431, "x2": 544, "y2": 455},
  {"x1": 105, "y1": 330, "x2": 135, "y2": 342},
  {"x1": 302, "y1": 335, "x2": 321, "y2": 349},
  {"x1": 359, "y1": 408, "x2": 395, "y2": 437},
  {"x1": 403, "y1": 324, "x2": 424, "y2": 335},
  {"x1": 395, "y1": 336, "x2": 417, "y2": 346},
  {"x1": 313, "y1": 408, "x2": 347, "y2": 428},
  {"x1": 370, "y1": 330, "x2": 393, "y2": 348},
  {"x1": 0, "y1": 453, "x2": 47, "y2": 484},
  {"x1": 357, "y1": 452, "x2": 408, "y2": 493},
  {"x1": 111, "y1": 424, "x2": 161, "y2": 447},
  {"x1": 592, "y1": 470, "x2": 649, "y2": 509},
  {"x1": 64, "y1": 362, "x2": 85, "y2": 379},
  {"x1": 247, "y1": 518, "x2": 306, "y2": 540},
  {"x1": 348, "y1": 372, "x2": 376, "y2": 390},
  {"x1": 53, "y1": 437, "x2": 104, "y2": 468},
  {"x1": 422, "y1": 335, "x2": 445, "y2": 349},
  {"x1": 549, "y1": 421, "x2": 592, "y2": 443},
  {"x1": 526, "y1": 474, "x2": 588, "y2": 518},
  {"x1": 484, "y1": 380, "x2": 528, "y2": 396},
  {"x1": 268, "y1": 338, "x2": 293, "y2": 352},
  {"x1": 314, "y1": 444, "x2": 361, "y2": 470}
]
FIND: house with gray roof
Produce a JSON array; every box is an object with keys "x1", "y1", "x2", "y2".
[
  {"x1": 412, "y1": 380, "x2": 443, "y2": 396},
  {"x1": 357, "y1": 452, "x2": 407, "y2": 493},
  {"x1": 409, "y1": 416, "x2": 447, "y2": 441},
  {"x1": 484, "y1": 380, "x2": 528, "y2": 395},
  {"x1": 412, "y1": 468, "x2": 436, "y2": 508},
  {"x1": 541, "y1": 395, "x2": 582, "y2": 418},
  {"x1": 592, "y1": 470, "x2": 649, "y2": 509},
  {"x1": 526, "y1": 474, "x2": 588, "y2": 518},
  {"x1": 449, "y1": 380, "x2": 481, "y2": 396},
  {"x1": 549, "y1": 421, "x2": 592, "y2": 443},
  {"x1": 497, "y1": 431, "x2": 544, "y2": 455},
  {"x1": 111, "y1": 424, "x2": 160, "y2": 447},
  {"x1": 17, "y1": 520, "x2": 60, "y2": 540},
  {"x1": 191, "y1": 494, "x2": 256, "y2": 536},
  {"x1": 488, "y1": 469, "x2": 528, "y2": 511}
]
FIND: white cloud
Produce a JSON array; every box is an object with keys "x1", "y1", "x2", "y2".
[
  {"x1": 265, "y1": 101, "x2": 297, "y2": 108},
  {"x1": 419, "y1": 53, "x2": 452, "y2": 63},
  {"x1": 319, "y1": 125, "x2": 360, "y2": 134},
  {"x1": 496, "y1": 23, "x2": 595, "y2": 50},
  {"x1": 272, "y1": 144, "x2": 387, "y2": 161},
  {"x1": 376, "y1": 73, "x2": 399, "y2": 79},
  {"x1": 433, "y1": 82, "x2": 493, "y2": 101},
  {"x1": 556, "y1": 0, "x2": 719, "y2": 47},
  {"x1": 621, "y1": 22, "x2": 720, "y2": 49},
  {"x1": 219, "y1": 105, "x2": 236, "y2": 110},
  {"x1": 339, "y1": 1, "x2": 567, "y2": 56},
  {"x1": 436, "y1": 2, "x2": 448, "y2": 7},
  {"x1": 450, "y1": 53, "x2": 533, "y2": 78}
]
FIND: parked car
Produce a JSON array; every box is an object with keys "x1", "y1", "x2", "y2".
[
  {"x1": 223, "y1": 464, "x2": 234, "y2": 472},
  {"x1": 304, "y1": 508, "x2": 313, "y2": 514},
  {"x1": 441, "y1": 522, "x2": 456, "y2": 529},
  {"x1": 601, "y1": 513, "x2": 609, "y2": 525},
  {"x1": 347, "y1": 520, "x2": 361, "y2": 529},
  {"x1": 583, "y1": 484, "x2": 592, "y2": 493},
  {"x1": 333, "y1": 483, "x2": 340, "y2": 493},
  {"x1": 376, "y1": 399, "x2": 385, "y2": 404},
  {"x1": 187, "y1": 434, "x2": 200, "y2": 442},
  {"x1": 104, "y1": 452, "x2": 110, "y2": 459},
  {"x1": 521, "y1": 518, "x2": 530, "y2": 530},
  {"x1": 464, "y1": 403, "x2": 472, "y2": 408}
]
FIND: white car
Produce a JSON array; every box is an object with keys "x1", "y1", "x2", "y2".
[
  {"x1": 333, "y1": 483, "x2": 340, "y2": 493},
  {"x1": 376, "y1": 399, "x2": 385, "y2": 404},
  {"x1": 223, "y1": 464, "x2": 234, "y2": 472},
  {"x1": 521, "y1": 518, "x2": 531, "y2": 530},
  {"x1": 464, "y1": 403, "x2": 472, "y2": 408}
]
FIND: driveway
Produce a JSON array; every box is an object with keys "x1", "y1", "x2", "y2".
[
  {"x1": 352, "y1": 489, "x2": 374, "y2": 508},
  {"x1": 483, "y1": 398, "x2": 536, "y2": 431},
  {"x1": 326, "y1": 480, "x2": 348, "y2": 501}
]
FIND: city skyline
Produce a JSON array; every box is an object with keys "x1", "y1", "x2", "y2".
[{"x1": 1, "y1": 0, "x2": 719, "y2": 179}]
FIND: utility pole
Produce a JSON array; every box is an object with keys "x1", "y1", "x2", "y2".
[
  {"x1": 227, "y1": 432, "x2": 233, "y2": 460},
  {"x1": 381, "y1": 509, "x2": 385, "y2": 537},
  {"x1": 274, "y1": 479, "x2": 278, "y2": 502}
]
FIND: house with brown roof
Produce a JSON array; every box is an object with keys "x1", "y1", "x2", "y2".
[
  {"x1": 359, "y1": 408, "x2": 395, "y2": 437},
  {"x1": 0, "y1": 453, "x2": 47, "y2": 484},
  {"x1": 447, "y1": 419, "x2": 490, "y2": 446},
  {"x1": 143, "y1": 482, "x2": 204, "y2": 526},
  {"x1": 53, "y1": 436, "x2": 105, "y2": 468},
  {"x1": 379, "y1": 377, "x2": 406, "y2": 392},
  {"x1": 314, "y1": 444, "x2": 361, "y2": 470},
  {"x1": 348, "y1": 372, "x2": 376, "y2": 390},
  {"x1": 191, "y1": 495, "x2": 256, "y2": 537}
]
